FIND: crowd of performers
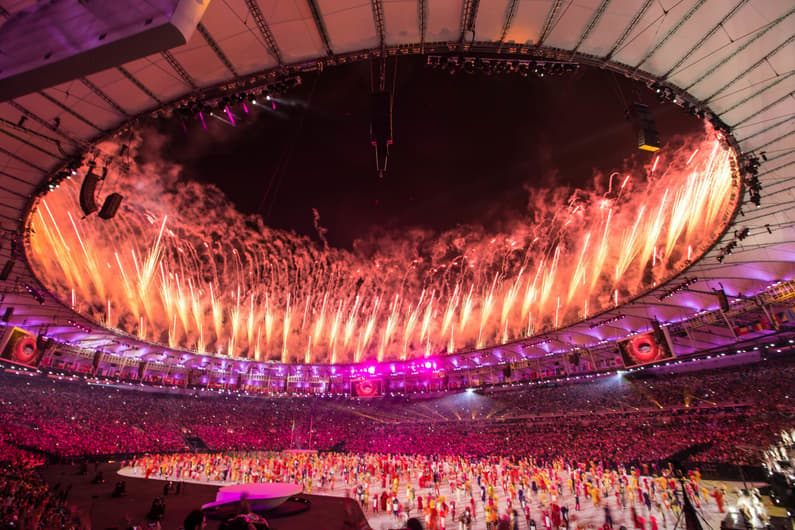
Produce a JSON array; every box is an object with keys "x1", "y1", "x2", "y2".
[{"x1": 123, "y1": 452, "x2": 735, "y2": 530}]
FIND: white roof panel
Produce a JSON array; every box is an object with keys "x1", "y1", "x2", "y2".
[
  {"x1": 543, "y1": 0, "x2": 604, "y2": 51},
  {"x1": 260, "y1": 0, "x2": 328, "y2": 62},
  {"x1": 119, "y1": 56, "x2": 193, "y2": 102},
  {"x1": 0, "y1": 0, "x2": 790, "y2": 367},
  {"x1": 200, "y1": 0, "x2": 278, "y2": 76},
  {"x1": 570, "y1": 0, "x2": 639, "y2": 57},
  {"x1": 426, "y1": 0, "x2": 462, "y2": 42},
  {"x1": 503, "y1": 0, "x2": 552, "y2": 46},
  {"x1": 383, "y1": 0, "x2": 420, "y2": 45},
  {"x1": 316, "y1": 0, "x2": 379, "y2": 53},
  {"x1": 472, "y1": 0, "x2": 514, "y2": 43},
  {"x1": 43, "y1": 82, "x2": 121, "y2": 130},
  {"x1": 610, "y1": 0, "x2": 699, "y2": 69},
  {"x1": 169, "y1": 31, "x2": 230, "y2": 87},
  {"x1": 83, "y1": 68, "x2": 152, "y2": 116}
]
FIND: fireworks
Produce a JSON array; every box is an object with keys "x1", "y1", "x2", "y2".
[{"x1": 27, "y1": 128, "x2": 739, "y2": 364}]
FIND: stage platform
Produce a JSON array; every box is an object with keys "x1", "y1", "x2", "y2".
[{"x1": 202, "y1": 482, "x2": 303, "y2": 513}]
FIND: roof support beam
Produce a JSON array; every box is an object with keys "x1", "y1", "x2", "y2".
[
  {"x1": 244, "y1": 0, "x2": 283, "y2": 65},
  {"x1": 417, "y1": 0, "x2": 427, "y2": 49},
  {"x1": 7, "y1": 101, "x2": 81, "y2": 147},
  {"x1": 79, "y1": 78, "x2": 130, "y2": 117},
  {"x1": 0, "y1": 115, "x2": 67, "y2": 157},
  {"x1": 498, "y1": 0, "x2": 520, "y2": 45},
  {"x1": 305, "y1": 0, "x2": 333, "y2": 56},
  {"x1": 160, "y1": 51, "x2": 197, "y2": 90},
  {"x1": 634, "y1": 0, "x2": 708, "y2": 71},
  {"x1": 703, "y1": 34, "x2": 795, "y2": 104},
  {"x1": 117, "y1": 66, "x2": 162, "y2": 105},
  {"x1": 0, "y1": 145, "x2": 47, "y2": 172},
  {"x1": 536, "y1": 0, "x2": 564, "y2": 48},
  {"x1": 371, "y1": 0, "x2": 386, "y2": 51},
  {"x1": 0, "y1": 127, "x2": 61, "y2": 160},
  {"x1": 571, "y1": 0, "x2": 611, "y2": 54},
  {"x1": 38, "y1": 92, "x2": 103, "y2": 132},
  {"x1": 662, "y1": 0, "x2": 749, "y2": 79},
  {"x1": 459, "y1": 0, "x2": 480, "y2": 44},
  {"x1": 605, "y1": 0, "x2": 654, "y2": 60},
  {"x1": 0, "y1": 183, "x2": 29, "y2": 200},
  {"x1": 0, "y1": 169, "x2": 38, "y2": 186},
  {"x1": 684, "y1": 7, "x2": 795, "y2": 91},
  {"x1": 196, "y1": 23, "x2": 239, "y2": 78}
]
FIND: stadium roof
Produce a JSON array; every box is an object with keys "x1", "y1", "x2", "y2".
[{"x1": 0, "y1": 0, "x2": 792, "y2": 370}]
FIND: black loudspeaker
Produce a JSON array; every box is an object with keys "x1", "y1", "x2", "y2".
[
  {"x1": 638, "y1": 127, "x2": 660, "y2": 152},
  {"x1": 630, "y1": 103, "x2": 660, "y2": 152},
  {"x1": 0, "y1": 260, "x2": 13, "y2": 281},
  {"x1": 569, "y1": 351, "x2": 580, "y2": 366},
  {"x1": 98, "y1": 192, "x2": 123, "y2": 219},
  {"x1": 1, "y1": 307, "x2": 13, "y2": 322},
  {"x1": 79, "y1": 170, "x2": 100, "y2": 215},
  {"x1": 716, "y1": 289, "x2": 730, "y2": 312},
  {"x1": 92, "y1": 351, "x2": 103, "y2": 372}
]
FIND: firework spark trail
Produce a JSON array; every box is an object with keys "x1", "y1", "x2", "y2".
[{"x1": 27, "y1": 129, "x2": 739, "y2": 363}]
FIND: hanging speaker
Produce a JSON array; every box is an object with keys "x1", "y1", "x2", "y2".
[
  {"x1": 0, "y1": 260, "x2": 13, "y2": 281},
  {"x1": 98, "y1": 192, "x2": 123, "y2": 219},
  {"x1": 716, "y1": 289, "x2": 730, "y2": 313},
  {"x1": 79, "y1": 169, "x2": 100, "y2": 215},
  {"x1": 1, "y1": 307, "x2": 13, "y2": 322}
]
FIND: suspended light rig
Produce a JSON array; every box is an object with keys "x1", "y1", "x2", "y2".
[{"x1": 427, "y1": 55, "x2": 579, "y2": 77}]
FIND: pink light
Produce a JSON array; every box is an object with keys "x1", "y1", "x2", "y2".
[
  {"x1": 242, "y1": 103, "x2": 249, "y2": 114},
  {"x1": 224, "y1": 106, "x2": 236, "y2": 127},
  {"x1": 424, "y1": 361, "x2": 431, "y2": 369},
  {"x1": 367, "y1": 366, "x2": 375, "y2": 375},
  {"x1": 197, "y1": 112, "x2": 207, "y2": 130}
]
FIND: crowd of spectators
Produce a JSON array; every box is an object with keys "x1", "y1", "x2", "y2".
[
  {"x1": 0, "y1": 454, "x2": 87, "y2": 529},
  {"x1": 0, "y1": 357, "x2": 792, "y2": 467}
]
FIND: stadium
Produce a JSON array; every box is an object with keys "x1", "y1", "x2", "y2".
[{"x1": 0, "y1": 0, "x2": 793, "y2": 529}]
